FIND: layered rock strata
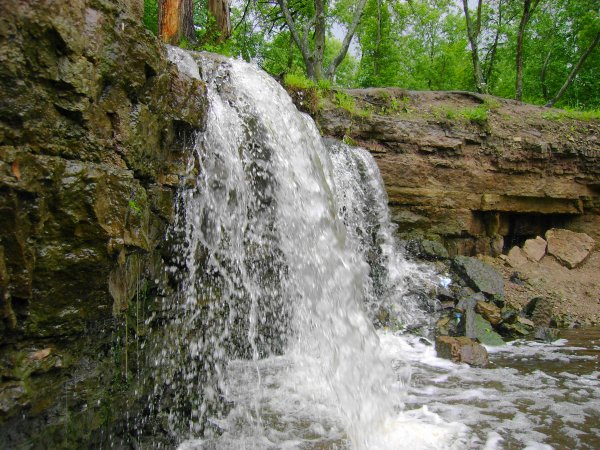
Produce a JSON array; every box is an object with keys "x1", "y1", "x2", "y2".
[{"x1": 308, "y1": 88, "x2": 600, "y2": 256}]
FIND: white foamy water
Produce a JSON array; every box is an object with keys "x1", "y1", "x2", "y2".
[{"x1": 380, "y1": 331, "x2": 600, "y2": 449}]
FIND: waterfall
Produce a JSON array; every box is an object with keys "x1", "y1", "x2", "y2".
[
  {"x1": 328, "y1": 139, "x2": 435, "y2": 330},
  {"x1": 149, "y1": 48, "x2": 464, "y2": 449}
]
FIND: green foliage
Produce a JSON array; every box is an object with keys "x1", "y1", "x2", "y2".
[
  {"x1": 334, "y1": 91, "x2": 357, "y2": 113},
  {"x1": 140, "y1": 0, "x2": 600, "y2": 111},
  {"x1": 143, "y1": 0, "x2": 158, "y2": 36}
]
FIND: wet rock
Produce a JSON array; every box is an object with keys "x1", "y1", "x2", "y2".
[
  {"x1": 506, "y1": 246, "x2": 528, "y2": 268},
  {"x1": 473, "y1": 314, "x2": 504, "y2": 346},
  {"x1": 475, "y1": 300, "x2": 502, "y2": 326},
  {"x1": 0, "y1": 382, "x2": 28, "y2": 415},
  {"x1": 0, "y1": 0, "x2": 207, "y2": 445},
  {"x1": 524, "y1": 296, "x2": 557, "y2": 327},
  {"x1": 534, "y1": 326, "x2": 560, "y2": 342},
  {"x1": 522, "y1": 236, "x2": 547, "y2": 262},
  {"x1": 405, "y1": 239, "x2": 449, "y2": 260},
  {"x1": 435, "y1": 312, "x2": 461, "y2": 337},
  {"x1": 452, "y1": 256, "x2": 504, "y2": 303},
  {"x1": 546, "y1": 228, "x2": 595, "y2": 269},
  {"x1": 456, "y1": 293, "x2": 480, "y2": 338},
  {"x1": 435, "y1": 336, "x2": 489, "y2": 367},
  {"x1": 501, "y1": 316, "x2": 535, "y2": 338}
]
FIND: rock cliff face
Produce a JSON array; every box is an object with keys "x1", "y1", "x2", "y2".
[
  {"x1": 308, "y1": 88, "x2": 600, "y2": 256},
  {"x1": 0, "y1": 0, "x2": 206, "y2": 446}
]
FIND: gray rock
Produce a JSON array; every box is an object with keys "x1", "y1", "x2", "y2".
[
  {"x1": 534, "y1": 327, "x2": 560, "y2": 342},
  {"x1": 524, "y1": 296, "x2": 557, "y2": 327},
  {"x1": 405, "y1": 239, "x2": 449, "y2": 260},
  {"x1": 452, "y1": 256, "x2": 504, "y2": 302}
]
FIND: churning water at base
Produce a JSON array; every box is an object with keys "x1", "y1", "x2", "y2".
[{"x1": 153, "y1": 49, "x2": 600, "y2": 450}]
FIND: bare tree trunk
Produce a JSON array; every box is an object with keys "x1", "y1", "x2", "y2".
[
  {"x1": 540, "y1": 50, "x2": 552, "y2": 101},
  {"x1": 159, "y1": 0, "x2": 195, "y2": 44},
  {"x1": 313, "y1": 0, "x2": 326, "y2": 80},
  {"x1": 279, "y1": 0, "x2": 367, "y2": 81},
  {"x1": 484, "y1": 0, "x2": 503, "y2": 83},
  {"x1": 159, "y1": 0, "x2": 182, "y2": 44},
  {"x1": 546, "y1": 31, "x2": 600, "y2": 107},
  {"x1": 515, "y1": 0, "x2": 540, "y2": 101},
  {"x1": 374, "y1": 0, "x2": 382, "y2": 79},
  {"x1": 181, "y1": 0, "x2": 196, "y2": 43},
  {"x1": 208, "y1": 0, "x2": 231, "y2": 43},
  {"x1": 462, "y1": 0, "x2": 487, "y2": 93},
  {"x1": 325, "y1": 0, "x2": 368, "y2": 80}
]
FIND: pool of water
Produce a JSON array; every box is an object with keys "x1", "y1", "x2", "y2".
[{"x1": 389, "y1": 327, "x2": 600, "y2": 449}]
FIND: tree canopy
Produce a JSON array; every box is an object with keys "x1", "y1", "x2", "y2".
[{"x1": 144, "y1": 0, "x2": 600, "y2": 110}]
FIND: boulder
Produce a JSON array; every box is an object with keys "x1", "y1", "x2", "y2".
[
  {"x1": 522, "y1": 236, "x2": 547, "y2": 262},
  {"x1": 545, "y1": 228, "x2": 595, "y2": 269},
  {"x1": 405, "y1": 239, "x2": 449, "y2": 260},
  {"x1": 534, "y1": 327, "x2": 560, "y2": 342},
  {"x1": 506, "y1": 246, "x2": 529, "y2": 268},
  {"x1": 473, "y1": 314, "x2": 505, "y2": 346},
  {"x1": 452, "y1": 256, "x2": 504, "y2": 302},
  {"x1": 501, "y1": 316, "x2": 535, "y2": 338},
  {"x1": 435, "y1": 336, "x2": 489, "y2": 367},
  {"x1": 475, "y1": 300, "x2": 502, "y2": 326},
  {"x1": 523, "y1": 296, "x2": 557, "y2": 327}
]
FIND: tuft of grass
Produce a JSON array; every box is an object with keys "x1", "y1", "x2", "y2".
[
  {"x1": 283, "y1": 73, "x2": 316, "y2": 90},
  {"x1": 460, "y1": 105, "x2": 489, "y2": 125}
]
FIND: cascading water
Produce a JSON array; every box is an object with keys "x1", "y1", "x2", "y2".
[
  {"x1": 150, "y1": 47, "x2": 468, "y2": 449},
  {"x1": 327, "y1": 140, "x2": 436, "y2": 329}
]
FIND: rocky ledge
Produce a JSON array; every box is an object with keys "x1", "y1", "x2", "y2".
[
  {"x1": 295, "y1": 87, "x2": 600, "y2": 257},
  {"x1": 0, "y1": 0, "x2": 206, "y2": 446}
]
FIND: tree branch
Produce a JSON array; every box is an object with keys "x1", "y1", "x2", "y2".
[
  {"x1": 546, "y1": 31, "x2": 600, "y2": 107},
  {"x1": 325, "y1": 0, "x2": 368, "y2": 79}
]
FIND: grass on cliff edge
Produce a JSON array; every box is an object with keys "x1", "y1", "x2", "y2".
[
  {"x1": 283, "y1": 73, "x2": 371, "y2": 118},
  {"x1": 541, "y1": 108, "x2": 600, "y2": 121}
]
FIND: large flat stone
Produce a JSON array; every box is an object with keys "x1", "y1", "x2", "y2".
[{"x1": 546, "y1": 228, "x2": 595, "y2": 269}]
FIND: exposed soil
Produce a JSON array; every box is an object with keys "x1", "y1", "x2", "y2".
[{"x1": 484, "y1": 250, "x2": 600, "y2": 327}]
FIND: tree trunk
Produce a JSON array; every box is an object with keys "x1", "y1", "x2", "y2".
[
  {"x1": 462, "y1": 0, "x2": 486, "y2": 93},
  {"x1": 546, "y1": 31, "x2": 600, "y2": 107},
  {"x1": 325, "y1": 0, "x2": 368, "y2": 80},
  {"x1": 159, "y1": 0, "x2": 182, "y2": 44},
  {"x1": 208, "y1": 0, "x2": 231, "y2": 43},
  {"x1": 374, "y1": 0, "x2": 382, "y2": 79},
  {"x1": 540, "y1": 50, "x2": 552, "y2": 101},
  {"x1": 313, "y1": 0, "x2": 326, "y2": 80},
  {"x1": 158, "y1": 0, "x2": 195, "y2": 44},
  {"x1": 181, "y1": 0, "x2": 195, "y2": 43},
  {"x1": 515, "y1": 0, "x2": 540, "y2": 101}
]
